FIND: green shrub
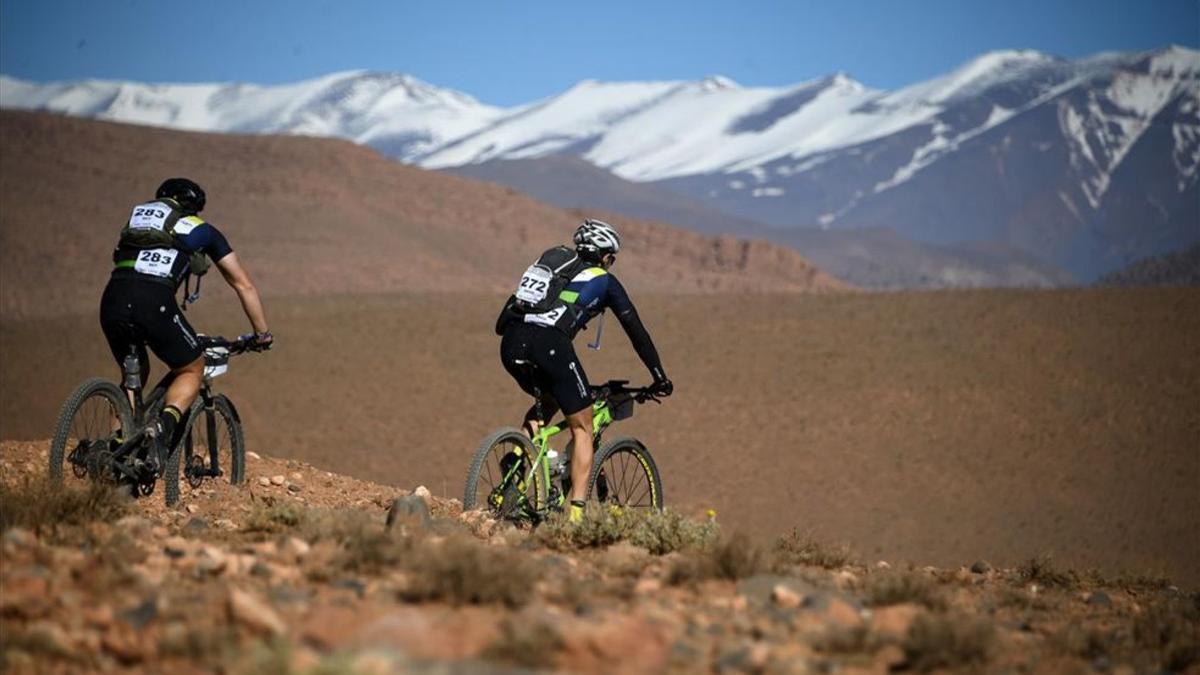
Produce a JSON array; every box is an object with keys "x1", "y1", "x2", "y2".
[{"x1": 535, "y1": 507, "x2": 717, "y2": 554}]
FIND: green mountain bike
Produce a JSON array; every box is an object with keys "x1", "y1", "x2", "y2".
[{"x1": 463, "y1": 379, "x2": 666, "y2": 524}]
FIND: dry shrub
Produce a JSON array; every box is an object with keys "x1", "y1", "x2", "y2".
[
  {"x1": 901, "y1": 612, "x2": 994, "y2": 672},
  {"x1": 1050, "y1": 620, "x2": 1114, "y2": 661},
  {"x1": 481, "y1": 614, "x2": 564, "y2": 668},
  {"x1": 864, "y1": 570, "x2": 946, "y2": 610},
  {"x1": 772, "y1": 529, "x2": 855, "y2": 570},
  {"x1": 815, "y1": 624, "x2": 884, "y2": 655},
  {"x1": 994, "y1": 585, "x2": 1057, "y2": 612},
  {"x1": 667, "y1": 532, "x2": 764, "y2": 585},
  {"x1": 242, "y1": 498, "x2": 309, "y2": 535},
  {"x1": 1015, "y1": 554, "x2": 1078, "y2": 589},
  {"x1": 400, "y1": 535, "x2": 536, "y2": 607},
  {"x1": 1130, "y1": 596, "x2": 1200, "y2": 672},
  {"x1": 0, "y1": 477, "x2": 129, "y2": 536},
  {"x1": 536, "y1": 507, "x2": 718, "y2": 554}
]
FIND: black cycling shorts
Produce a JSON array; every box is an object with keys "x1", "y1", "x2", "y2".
[
  {"x1": 500, "y1": 321, "x2": 592, "y2": 420},
  {"x1": 100, "y1": 278, "x2": 203, "y2": 376}
]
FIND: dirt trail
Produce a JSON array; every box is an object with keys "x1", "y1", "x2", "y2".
[{"x1": 2, "y1": 440, "x2": 1195, "y2": 674}]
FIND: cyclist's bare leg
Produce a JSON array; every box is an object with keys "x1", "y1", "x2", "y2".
[
  {"x1": 165, "y1": 356, "x2": 204, "y2": 412},
  {"x1": 565, "y1": 408, "x2": 593, "y2": 502}
]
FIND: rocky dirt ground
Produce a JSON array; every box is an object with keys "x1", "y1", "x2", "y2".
[{"x1": 2, "y1": 441, "x2": 1196, "y2": 674}]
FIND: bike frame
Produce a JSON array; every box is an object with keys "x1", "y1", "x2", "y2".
[{"x1": 498, "y1": 382, "x2": 645, "y2": 519}]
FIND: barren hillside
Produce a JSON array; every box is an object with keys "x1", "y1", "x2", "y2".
[{"x1": 0, "y1": 110, "x2": 846, "y2": 319}]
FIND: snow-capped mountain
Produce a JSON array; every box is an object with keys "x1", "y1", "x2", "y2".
[
  {"x1": 3, "y1": 45, "x2": 1196, "y2": 280},
  {"x1": 0, "y1": 70, "x2": 503, "y2": 159}
]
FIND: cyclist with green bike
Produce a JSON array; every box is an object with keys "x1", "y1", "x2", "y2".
[{"x1": 495, "y1": 219, "x2": 673, "y2": 523}]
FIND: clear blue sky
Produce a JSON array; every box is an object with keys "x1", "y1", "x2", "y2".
[{"x1": 1, "y1": 0, "x2": 1196, "y2": 106}]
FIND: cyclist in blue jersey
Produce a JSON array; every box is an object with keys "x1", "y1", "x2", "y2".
[
  {"x1": 495, "y1": 219, "x2": 672, "y2": 522},
  {"x1": 100, "y1": 178, "x2": 272, "y2": 475}
]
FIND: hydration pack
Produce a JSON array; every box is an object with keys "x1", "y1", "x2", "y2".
[
  {"x1": 114, "y1": 198, "x2": 212, "y2": 307},
  {"x1": 513, "y1": 246, "x2": 586, "y2": 314}
]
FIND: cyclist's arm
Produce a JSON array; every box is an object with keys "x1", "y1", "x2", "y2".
[
  {"x1": 214, "y1": 253, "x2": 269, "y2": 335},
  {"x1": 605, "y1": 275, "x2": 664, "y2": 377}
]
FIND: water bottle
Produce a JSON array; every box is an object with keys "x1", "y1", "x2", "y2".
[{"x1": 122, "y1": 353, "x2": 141, "y2": 389}]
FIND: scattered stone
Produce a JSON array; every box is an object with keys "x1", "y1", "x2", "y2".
[
  {"x1": 287, "y1": 483, "x2": 303, "y2": 493},
  {"x1": 771, "y1": 584, "x2": 803, "y2": 609},
  {"x1": 870, "y1": 603, "x2": 922, "y2": 638},
  {"x1": 247, "y1": 451, "x2": 262, "y2": 460},
  {"x1": 183, "y1": 518, "x2": 209, "y2": 533},
  {"x1": 185, "y1": 504, "x2": 199, "y2": 514},
  {"x1": 1086, "y1": 591, "x2": 1112, "y2": 606},
  {"x1": 214, "y1": 518, "x2": 238, "y2": 530},
  {"x1": 270, "y1": 475, "x2": 286, "y2": 486},
  {"x1": 196, "y1": 546, "x2": 228, "y2": 575},
  {"x1": 258, "y1": 476, "x2": 271, "y2": 487},
  {"x1": 875, "y1": 560, "x2": 892, "y2": 570},
  {"x1": 84, "y1": 605, "x2": 115, "y2": 628},
  {"x1": 833, "y1": 569, "x2": 859, "y2": 589},
  {"x1": 280, "y1": 537, "x2": 312, "y2": 560},
  {"x1": 635, "y1": 578, "x2": 663, "y2": 595},
  {"x1": 119, "y1": 597, "x2": 158, "y2": 629},
  {"x1": 970, "y1": 560, "x2": 992, "y2": 574},
  {"x1": 386, "y1": 495, "x2": 432, "y2": 531},
  {"x1": 289, "y1": 471, "x2": 304, "y2": 482},
  {"x1": 825, "y1": 597, "x2": 863, "y2": 628},
  {"x1": 332, "y1": 578, "x2": 367, "y2": 598},
  {"x1": 413, "y1": 485, "x2": 432, "y2": 502},
  {"x1": 228, "y1": 588, "x2": 286, "y2": 636}
]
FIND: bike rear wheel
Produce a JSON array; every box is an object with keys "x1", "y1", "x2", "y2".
[
  {"x1": 182, "y1": 395, "x2": 245, "y2": 490},
  {"x1": 463, "y1": 428, "x2": 546, "y2": 521},
  {"x1": 49, "y1": 378, "x2": 134, "y2": 484},
  {"x1": 587, "y1": 437, "x2": 663, "y2": 511}
]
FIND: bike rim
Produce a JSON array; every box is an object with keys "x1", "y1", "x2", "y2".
[
  {"x1": 65, "y1": 394, "x2": 124, "y2": 480},
  {"x1": 475, "y1": 437, "x2": 539, "y2": 518},
  {"x1": 594, "y1": 448, "x2": 658, "y2": 510},
  {"x1": 186, "y1": 408, "x2": 235, "y2": 490}
]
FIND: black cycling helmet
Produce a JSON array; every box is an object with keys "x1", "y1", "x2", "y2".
[{"x1": 156, "y1": 177, "x2": 206, "y2": 214}]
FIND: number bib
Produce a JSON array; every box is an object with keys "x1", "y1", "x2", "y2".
[
  {"x1": 128, "y1": 201, "x2": 173, "y2": 232},
  {"x1": 515, "y1": 265, "x2": 554, "y2": 305},
  {"x1": 524, "y1": 305, "x2": 567, "y2": 327},
  {"x1": 133, "y1": 248, "x2": 178, "y2": 277}
]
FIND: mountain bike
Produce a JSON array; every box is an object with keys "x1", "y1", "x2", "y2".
[
  {"x1": 49, "y1": 335, "x2": 261, "y2": 506},
  {"x1": 463, "y1": 378, "x2": 666, "y2": 524}
]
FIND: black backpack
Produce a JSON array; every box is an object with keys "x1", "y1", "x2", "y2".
[{"x1": 513, "y1": 246, "x2": 585, "y2": 313}]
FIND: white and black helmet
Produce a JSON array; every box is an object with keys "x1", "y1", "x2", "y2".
[{"x1": 573, "y1": 219, "x2": 621, "y2": 256}]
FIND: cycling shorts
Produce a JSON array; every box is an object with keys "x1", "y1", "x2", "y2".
[
  {"x1": 500, "y1": 321, "x2": 592, "y2": 419},
  {"x1": 100, "y1": 278, "x2": 203, "y2": 375}
]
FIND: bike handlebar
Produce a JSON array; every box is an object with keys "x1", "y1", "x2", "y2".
[
  {"x1": 197, "y1": 334, "x2": 270, "y2": 354},
  {"x1": 591, "y1": 379, "x2": 668, "y2": 405}
]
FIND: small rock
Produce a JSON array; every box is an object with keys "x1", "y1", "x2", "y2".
[
  {"x1": 386, "y1": 495, "x2": 432, "y2": 531},
  {"x1": 26, "y1": 621, "x2": 74, "y2": 658},
  {"x1": 183, "y1": 517, "x2": 209, "y2": 533},
  {"x1": 875, "y1": 560, "x2": 892, "y2": 570},
  {"x1": 287, "y1": 483, "x2": 303, "y2": 493},
  {"x1": 228, "y1": 588, "x2": 286, "y2": 636},
  {"x1": 85, "y1": 605, "x2": 115, "y2": 628},
  {"x1": 270, "y1": 475, "x2": 286, "y2": 486},
  {"x1": 247, "y1": 451, "x2": 262, "y2": 460},
  {"x1": 825, "y1": 597, "x2": 863, "y2": 628},
  {"x1": 413, "y1": 485, "x2": 432, "y2": 501},
  {"x1": 1086, "y1": 591, "x2": 1112, "y2": 606},
  {"x1": 870, "y1": 603, "x2": 922, "y2": 638},
  {"x1": 970, "y1": 560, "x2": 992, "y2": 574},
  {"x1": 634, "y1": 578, "x2": 662, "y2": 595},
  {"x1": 214, "y1": 518, "x2": 238, "y2": 530},
  {"x1": 185, "y1": 504, "x2": 199, "y2": 514},
  {"x1": 280, "y1": 536, "x2": 311, "y2": 559},
  {"x1": 332, "y1": 578, "x2": 368, "y2": 597},
  {"x1": 289, "y1": 472, "x2": 304, "y2": 482},
  {"x1": 771, "y1": 584, "x2": 803, "y2": 609},
  {"x1": 3, "y1": 527, "x2": 36, "y2": 548},
  {"x1": 196, "y1": 547, "x2": 228, "y2": 575},
  {"x1": 119, "y1": 598, "x2": 158, "y2": 629},
  {"x1": 258, "y1": 476, "x2": 271, "y2": 487},
  {"x1": 833, "y1": 569, "x2": 859, "y2": 589}
]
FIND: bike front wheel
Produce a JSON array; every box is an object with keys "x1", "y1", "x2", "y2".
[
  {"x1": 49, "y1": 378, "x2": 134, "y2": 484},
  {"x1": 463, "y1": 428, "x2": 547, "y2": 521},
  {"x1": 587, "y1": 437, "x2": 664, "y2": 511},
  {"x1": 182, "y1": 395, "x2": 245, "y2": 490}
]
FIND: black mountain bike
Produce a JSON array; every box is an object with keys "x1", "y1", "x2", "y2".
[
  {"x1": 49, "y1": 335, "x2": 261, "y2": 506},
  {"x1": 464, "y1": 378, "x2": 666, "y2": 524}
]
